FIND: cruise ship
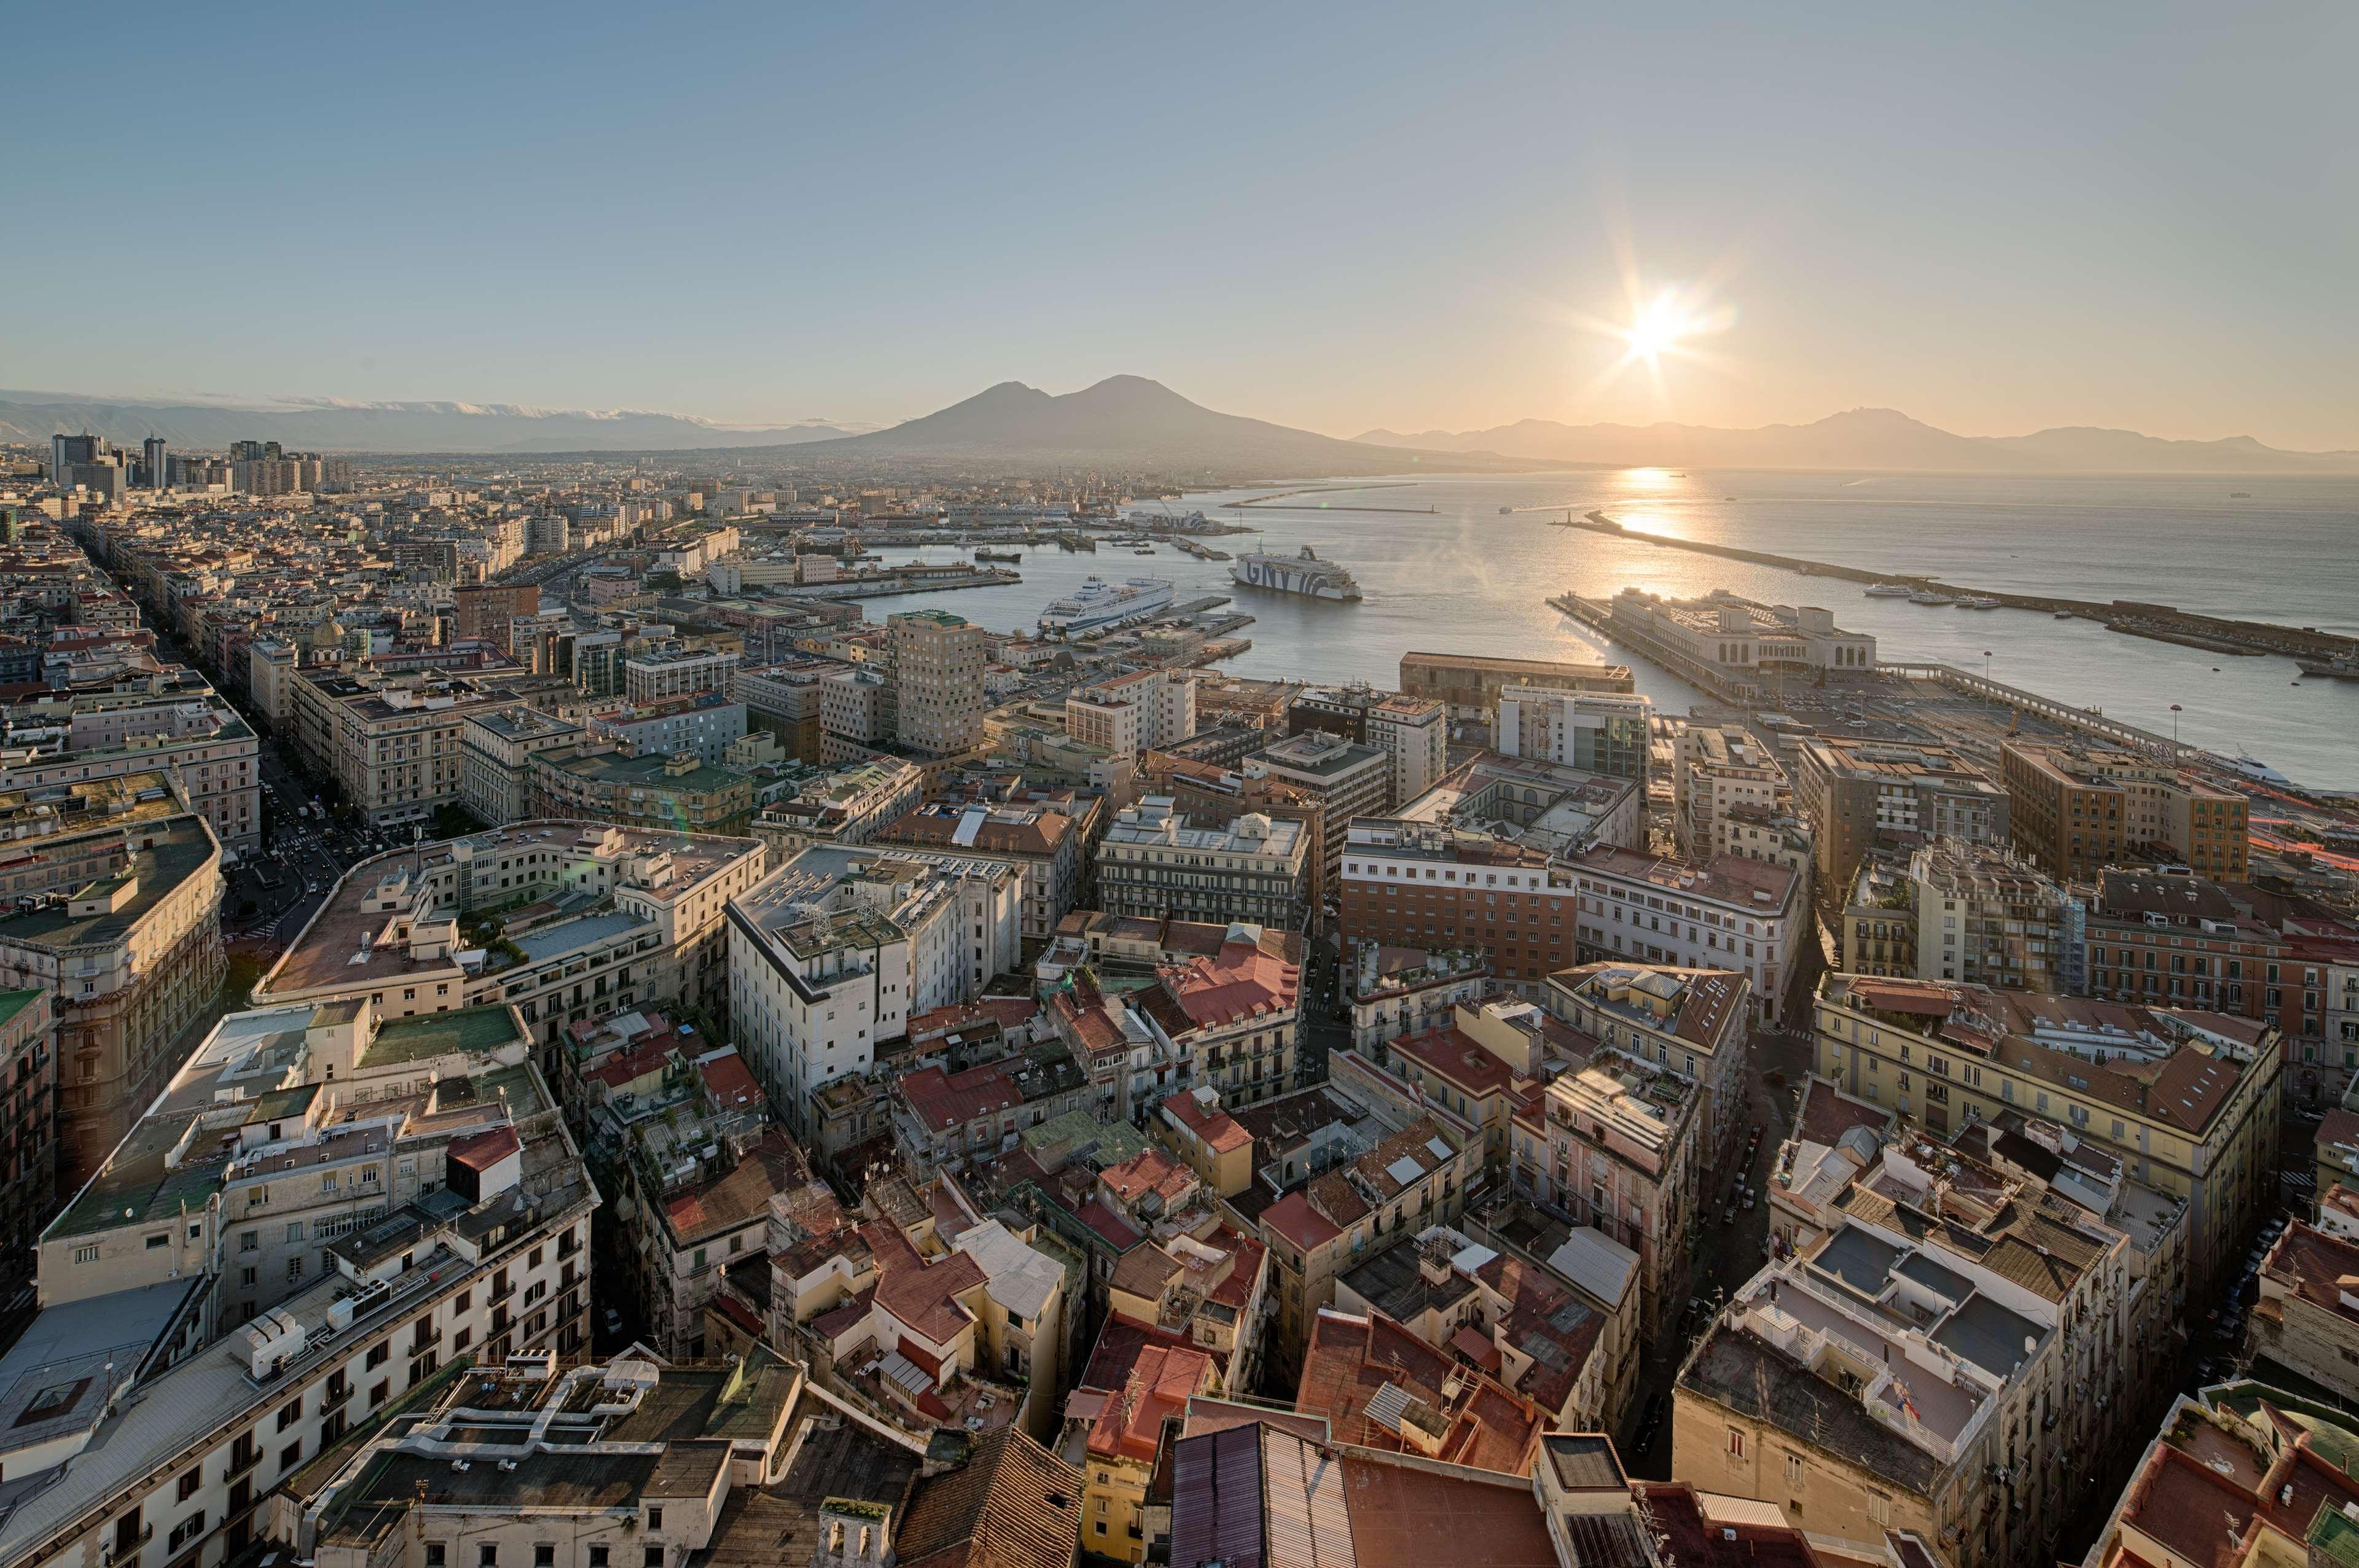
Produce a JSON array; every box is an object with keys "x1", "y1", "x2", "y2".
[
  {"x1": 1230, "y1": 544, "x2": 1363, "y2": 602},
  {"x1": 1037, "y1": 575, "x2": 1175, "y2": 639}
]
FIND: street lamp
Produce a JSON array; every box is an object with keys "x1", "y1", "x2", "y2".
[{"x1": 2169, "y1": 703, "x2": 2183, "y2": 754}]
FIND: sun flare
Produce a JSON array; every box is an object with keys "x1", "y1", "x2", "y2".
[{"x1": 1622, "y1": 292, "x2": 1699, "y2": 362}]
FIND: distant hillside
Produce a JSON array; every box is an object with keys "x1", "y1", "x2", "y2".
[
  {"x1": 1355, "y1": 407, "x2": 2359, "y2": 474},
  {"x1": 760, "y1": 375, "x2": 1536, "y2": 477},
  {"x1": 0, "y1": 392, "x2": 868, "y2": 454}
]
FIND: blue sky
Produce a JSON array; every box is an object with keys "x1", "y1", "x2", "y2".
[{"x1": 7, "y1": 1, "x2": 2352, "y2": 446}]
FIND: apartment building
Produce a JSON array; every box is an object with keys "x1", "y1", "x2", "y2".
[
  {"x1": 1815, "y1": 972, "x2": 2280, "y2": 1301},
  {"x1": 1, "y1": 689, "x2": 261, "y2": 851},
  {"x1": 1794, "y1": 735, "x2": 2009, "y2": 909},
  {"x1": 1678, "y1": 723, "x2": 1785, "y2": 859},
  {"x1": 753, "y1": 756, "x2": 923, "y2": 854},
  {"x1": 1398, "y1": 649, "x2": 1633, "y2": 717},
  {"x1": 1335, "y1": 1220, "x2": 1632, "y2": 1434},
  {"x1": 1144, "y1": 926, "x2": 1303, "y2": 1110},
  {"x1": 1340, "y1": 824, "x2": 1573, "y2": 994},
  {"x1": 1250, "y1": 730, "x2": 1388, "y2": 886},
  {"x1": 2081, "y1": 869, "x2": 2325, "y2": 1042},
  {"x1": 1345, "y1": 943, "x2": 1492, "y2": 1051},
  {"x1": 623, "y1": 643, "x2": 740, "y2": 703},
  {"x1": 1071, "y1": 666, "x2": 1197, "y2": 754},
  {"x1": 2001, "y1": 738, "x2": 2248, "y2": 883},
  {"x1": 528, "y1": 743, "x2": 756, "y2": 837},
  {"x1": 2247, "y1": 1217, "x2": 2359, "y2": 1402},
  {"x1": 1549, "y1": 961, "x2": 1750, "y2": 1163},
  {"x1": 450, "y1": 581, "x2": 538, "y2": 650},
  {"x1": 294, "y1": 669, "x2": 518, "y2": 830},
  {"x1": 818, "y1": 664, "x2": 888, "y2": 752},
  {"x1": 254, "y1": 823, "x2": 766, "y2": 1046},
  {"x1": 886, "y1": 608, "x2": 987, "y2": 757},
  {"x1": 1098, "y1": 798, "x2": 1310, "y2": 931},
  {"x1": 0, "y1": 783, "x2": 224, "y2": 1184},
  {"x1": 0, "y1": 988, "x2": 56, "y2": 1297},
  {"x1": 1910, "y1": 840, "x2": 2071, "y2": 991},
  {"x1": 1493, "y1": 685, "x2": 1653, "y2": 780},
  {"x1": 728, "y1": 849, "x2": 1020, "y2": 1136},
  {"x1": 1286, "y1": 685, "x2": 1449, "y2": 809},
  {"x1": 729, "y1": 656, "x2": 839, "y2": 762},
  {"x1": 1256, "y1": 1114, "x2": 1482, "y2": 1374},
  {"x1": 1676, "y1": 1152, "x2": 2135, "y2": 1568},
  {"x1": 1567, "y1": 844, "x2": 1804, "y2": 1021},
  {"x1": 1843, "y1": 853, "x2": 1920, "y2": 978},
  {"x1": 873, "y1": 797, "x2": 1086, "y2": 937},
  {"x1": 584, "y1": 690, "x2": 746, "y2": 765},
  {"x1": 0, "y1": 995, "x2": 597, "y2": 1568},
  {"x1": 457, "y1": 704, "x2": 584, "y2": 825},
  {"x1": 2075, "y1": 1382, "x2": 2359, "y2": 1568}
]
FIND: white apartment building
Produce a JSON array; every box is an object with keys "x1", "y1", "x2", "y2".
[
  {"x1": 1567, "y1": 844, "x2": 1803, "y2": 1021},
  {"x1": 1070, "y1": 667, "x2": 1197, "y2": 754},
  {"x1": 728, "y1": 846, "x2": 1020, "y2": 1134},
  {"x1": 624, "y1": 645, "x2": 739, "y2": 703},
  {"x1": 1, "y1": 994, "x2": 598, "y2": 1568}
]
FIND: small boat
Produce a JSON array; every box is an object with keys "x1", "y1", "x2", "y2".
[
  {"x1": 1863, "y1": 582, "x2": 1914, "y2": 598},
  {"x1": 1958, "y1": 596, "x2": 2001, "y2": 610},
  {"x1": 2053, "y1": 610, "x2": 2076, "y2": 620},
  {"x1": 1724, "y1": 495, "x2": 1738, "y2": 501},
  {"x1": 1909, "y1": 590, "x2": 1955, "y2": 606},
  {"x1": 1498, "y1": 505, "x2": 1516, "y2": 515},
  {"x1": 2298, "y1": 656, "x2": 2359, "y2": 681},
  {"x1": 2231, "y1": 491, "x2": 2252, "y2": 499}
]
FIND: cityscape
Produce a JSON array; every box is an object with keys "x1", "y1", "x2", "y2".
[{"x1": 3, "y1": 10, "x2": 2356, "y2": 1568}]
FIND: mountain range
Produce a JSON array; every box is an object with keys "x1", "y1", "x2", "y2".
[
  {"x1": 0, "y1": 392, "x2": 872, "y2": 454},
  {"x1": 1353, "y1": 407, "x2": 2359, "y2": 474},
  {"x1": 7, "y1": 380, "x2": 2352, "y2": 475}
]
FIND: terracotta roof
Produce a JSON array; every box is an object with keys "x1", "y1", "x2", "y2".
[
  {"x1": 697, "y1": 1050, "x2": 761, "y2": 1110},
  {"x1": 1294, "y1": 1307, "x2": 1546, "y2": 1477},
  {"x1": 861, "y1": 1219, "x2": 988, "y2": 1347},
  {"x1": 1100, "y1": 1148, "x2": 1197, "y2": 1208},
  {"x1": 894, "y1": 1427, "x2": 1084, "y2": 1568},
  {"x1": 1159, "y1": 938, "x2": 1301, "y2": 1030},
  {"x1": 1079, "y1": 1317, "x2": 1214, "y2": 1464},
  {"x1": 447, "y1": 1125, "x2": 520, "y2": 1172},
  {"x1": 1162, "y1": 1090, "x2": 1251, "y2": 1155}
]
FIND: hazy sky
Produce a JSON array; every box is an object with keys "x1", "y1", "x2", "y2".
[{"x1": 9, "y1": 2, "x2": 2353, "y2": 447}]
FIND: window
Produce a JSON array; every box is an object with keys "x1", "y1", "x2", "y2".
[
  {"x1": 535, "y1": 1547, "x2": 555, "y2": 1567},
  {"x1": 178, "y1": 1472, "x2": 202, "y2": 1502},
  {"x1": 427, "y1": 1548, "x2": 447, "y2": 1568},
  {"x1": 589, "y1": 1552, "x2": 608, "y2": 1568},
  {"x1": 481, "y1": 1549, "x2": 498, "y2": 1568},
  {"x1": 647, "y1": 1509, "x2": 663, "y2": 1531},
  {"x1": 279, "y1": 1441, "x2": 301, "y2": 1472},
  {"x1": 1784, "y1": 1452, "x2": 1805, "y2": 1486},
  {"x1": 644, "y1": 1552, "x2": 662, "y2": 1568},
  {"x1": 1727, "y1": 1428, "x2": 1746, "y2": 1457}
]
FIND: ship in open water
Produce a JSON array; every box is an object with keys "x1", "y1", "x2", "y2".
[{"x1": 1229, "y1": 544, "x2": 1362, "y2": 603}]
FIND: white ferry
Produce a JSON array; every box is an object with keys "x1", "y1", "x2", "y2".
[
  {"x1": 1958, "y1": 596, "x2": 2002, "y2": 610},
  {"x1": 1229, "y1": 544, "x2": 1363, "y2": 602},
  {"x1": 1038, "y1": 575, "x2": 1175, "y2": 639},
  {"x1": 1863, "y1": 582, "x2": 1914, "y2": 598},
  {"x1": 1909, "y1": 589, "x2": 1955, "y2": 607}
]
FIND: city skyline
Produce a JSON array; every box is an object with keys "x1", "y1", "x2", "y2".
[{"x1": 6, "y1": 2, "x2": 2351, "y2": 448}]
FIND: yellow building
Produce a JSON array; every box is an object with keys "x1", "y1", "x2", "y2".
[{"x1": 1814, "y1": 972, "x2": 2279, "y2": 1300}]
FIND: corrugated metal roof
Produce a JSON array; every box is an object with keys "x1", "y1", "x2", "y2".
[{"x1": 1262, "y1": 1424, "x2": 1356, "y2": 1568}]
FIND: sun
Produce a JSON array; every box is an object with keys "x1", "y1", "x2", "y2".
[{"x1": 1622, "y1": 292, "x2": 1698, "y2": 362}]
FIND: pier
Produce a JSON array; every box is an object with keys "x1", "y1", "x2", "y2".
[
  {"x1": 781, "y1": 566, "x2": 1020, "y2": 601},
  {"x1": 1554, "y1": 510, "x2": 2359, "y2": 663}
]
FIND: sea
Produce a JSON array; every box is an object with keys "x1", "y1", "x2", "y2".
[{"x1": 856, "y1": 469, "x2": 2359, "y2": 790}]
